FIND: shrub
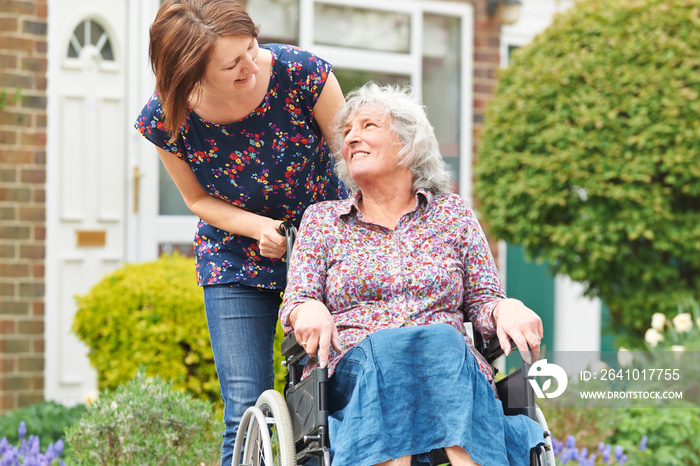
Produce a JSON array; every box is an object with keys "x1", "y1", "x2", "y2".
[
  {"x1": 73, "y1": 252, "x2": 288, "y2": 412},
  {"x1": 609, "y1": 408, "x2": 700, "y2": 466},
  {"x1": 65, "y1": 368, "x2": 220, "y2": 465},
  {"x1": 0, "y1": 401, "x2": 86, "y2": 448},
  {"x1": 0, "y1": 421, "x2": 66, "y2": 465},
  {"x1": 475, "y1": 0, "x2": 700, "y2": 346},
  {"x1": 72, "y1": 253, "x2": 220, "y2": 406}
]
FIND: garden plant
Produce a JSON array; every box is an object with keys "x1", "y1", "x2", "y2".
[
  {"x1": 65, "y1": 368, "x2": 220, "y2": 465},
  {"x1": 0, "y1": 401, "x2": 85, "y2": 451},
  {"x1": 0, "y1": 421, "x2": 66, "y2": 465},
  {"x1": 72, "y1": 253, "x2": 220, "y2": 405},
  {"x1": 73, "y1": 253, "x2": 288, "y2": 410},
  {"x1": 475, "y1": 0, "x2": 700, "y2": 346}
]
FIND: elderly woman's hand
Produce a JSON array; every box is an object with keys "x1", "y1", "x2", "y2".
[
  {"x1": 492, "y1": 298, "x2": 543, "y2": 364},
  {"x1": 289, "y1": 299, "x2": 341, "y2": 368}
]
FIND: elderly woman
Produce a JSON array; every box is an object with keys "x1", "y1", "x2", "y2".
[{"x1": 279, "y1": 83, "x2": 545, "y2": 466}]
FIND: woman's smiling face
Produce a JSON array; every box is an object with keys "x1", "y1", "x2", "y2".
[
  {"x1": 201, "y1": 35, "x2": 260, "y2": 96},
  {"x1": 341, "y1": 108, "x2": 410, "y2": 189}
]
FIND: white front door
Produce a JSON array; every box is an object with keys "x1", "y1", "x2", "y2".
[
  {"x1": 127, "y1": 0, "x2": 199, "y2": 265},
  {"x1": 46, "y1": 0, "x2": 127, "y2": 405}
]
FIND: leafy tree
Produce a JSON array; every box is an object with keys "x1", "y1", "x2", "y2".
[{"x1": 475, "y1": 0, "x2": 700, "y2": 346}]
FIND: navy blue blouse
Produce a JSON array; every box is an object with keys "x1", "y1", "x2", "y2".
[{"x1": 135, "y1": 44, "x2": 348, "y2": 289}]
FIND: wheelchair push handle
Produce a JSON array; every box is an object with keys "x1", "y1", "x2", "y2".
[{"x1": 276, "y1": 221, "x2": 297, "y2": 277}]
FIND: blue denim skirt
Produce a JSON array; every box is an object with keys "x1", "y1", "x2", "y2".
[{"x1": 327, "y1": 324, "x2": 544, "y2": 466}]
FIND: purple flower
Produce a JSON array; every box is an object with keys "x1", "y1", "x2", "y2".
[
  {"x1": 18, "y1": 421, "x2": 27, "y2": 439},
  {"x1": 580, "y1": 447, "x2": 588, "y2": 460},
  {"x1": 0, "y1": 437, "x2": 8, "y2": 454},
  {"x1": 615, "y1": 445, "x2": 624, "y2": 461},
  {"x1": 602, "y1": 443, "x2": 612, "y2": 464},
  {"x1": 619, "y1": 453, "x2": 629, "y2": 465},
  {"x1": 598, "y1": 442, "x2": 606, "y2": 453},
  {"x1": 566, "y1": 434, "x2": 576, "y2": 449},
  {"x1": 552, "y1": 438, "x2": 563, "y2": 457},
  {"x1": 54, "y1": 439, "x2": 64, "y2": 456},
  {"x1": 640, "y1": 435, "x2": 648, "y2": 451}
]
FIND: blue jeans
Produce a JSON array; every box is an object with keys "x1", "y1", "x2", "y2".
[{"x1": 203, "y1": 284, "x2": 282, "y2": 466}]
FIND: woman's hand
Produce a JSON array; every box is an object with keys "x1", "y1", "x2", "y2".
[
  {"x1": 493, "y1": 298, "x2": 543, "y2": 364},
  {"x1": 289, "y1": 300, "x2": 341, "y2": 368},
  {"x1": 257, "y1": 218, "x2": 287, "y2": 259},
  {"x1": 158, "y1": 148, "x2": 288, "y2": 258}
]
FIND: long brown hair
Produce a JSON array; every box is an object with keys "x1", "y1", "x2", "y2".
[{"x1": 149, "y1": 0, "x2": 258, "y2": 140}]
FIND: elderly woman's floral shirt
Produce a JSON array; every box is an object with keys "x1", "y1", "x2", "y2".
[
  {"x1": 134, "y1": 44, "x2": 347, "y2": 288},
  {"x1": 280, "y1": 189, "x2": 506, "y2": 380}
]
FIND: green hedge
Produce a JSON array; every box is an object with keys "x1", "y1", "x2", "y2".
[
  {"x1": 73, "y1": 253, "x2": 288, "y2": 408},
  {"x1": 475, "y1": 0, "x2": 700, "y2": 346},
  {"x1": 0, "y1": 401, "x2": 86, "y2": 447}
]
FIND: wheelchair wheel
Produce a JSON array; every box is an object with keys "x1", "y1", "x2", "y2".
[
  {"x1": 235, "y1": 390, "x2": 296, "y2": 466},
  {"x1": 534, "y1": 405, "x2": 557, "y2": 466}
]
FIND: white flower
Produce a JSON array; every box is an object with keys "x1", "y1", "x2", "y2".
[
  {"x1": 84, "y1": 390, "x2": 98, "y2": 404},
  {"x1": 617, "y1": 347, "x2": 634, "y2": 367},
  {"x1": 671, "y1": 345, "x2": 685, "y2": 352},
  {"x1": 672, "y1": 313, "x2": 693, "y2": 333},
  {"x1": 644, "y1": 328, "x2": 664, "y2": 348},
  {"x1": 110, "y1": 401, "x2": 118, "y2": 410},
  {"x1": 696, "y1": 316, "x2": 700, "y2": 330},
  {"x1": 650, "y1": 313, "x2": 666, "y2": 332}
]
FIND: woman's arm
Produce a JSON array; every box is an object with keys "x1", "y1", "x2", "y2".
[
  {"x1": 312, "y1": 72, "x2": 345, "y2": 154},
  {"x1": 157, "y1": 147, "x2": 286, "y2": 258},
  {"x1": 279, "y1": 204, "x2": 341, "y2": 368},
  {"x1": 461, "y1": 206, "x2": 542, "y2": 362}
]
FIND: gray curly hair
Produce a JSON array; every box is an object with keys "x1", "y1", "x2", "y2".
[{"x1": 331, "y1": 82, "x2": 454, "y2": 194}]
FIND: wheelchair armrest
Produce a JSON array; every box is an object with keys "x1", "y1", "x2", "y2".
[
  {"x1": 281, "y1": 332, "x2": 304, "y2": 359},
  {"x1": 495, "y1": 362, "x2": 537, "y2": 421},
  {"x1": 472, "y1": 330, "x2": 514, "y2": 364}
]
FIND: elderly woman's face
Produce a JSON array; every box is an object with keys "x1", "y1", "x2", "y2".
[{"x1": 341, "y1": 108, "x2": 407, "y2": 188}]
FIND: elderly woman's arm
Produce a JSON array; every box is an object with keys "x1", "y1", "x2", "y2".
[
  {"x1": 279, "y1": 204, "x2": 341, "y2": 368},
  {"x1": 461, "y1": 208, "x2": 542, "y2": 362}
]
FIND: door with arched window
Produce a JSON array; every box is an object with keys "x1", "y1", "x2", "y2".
[{"x1": 46, "y1": 1, "x2": 127, "y2": 405}]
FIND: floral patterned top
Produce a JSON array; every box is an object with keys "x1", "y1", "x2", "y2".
[
  {"x1": 279, "y1": 189, "x2": 505, "y2": 380},
  {"x1": 134, "y1": 44, "x2": 348, "y2": 289}
]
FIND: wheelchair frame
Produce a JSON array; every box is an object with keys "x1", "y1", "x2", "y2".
[{"x1": 232, "y1": 223, "x2": 557, "y2": 466}]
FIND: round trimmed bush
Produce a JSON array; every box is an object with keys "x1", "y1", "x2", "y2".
[
  {"x1": 475, "y1": 0, "x2": 700, "y2": 345},
  {"x1": 73, "y1": 253, "x2": 288, "y2": 407},
  {"x1": 73, "y1": 254, "x2": 220, "y2": 404}
]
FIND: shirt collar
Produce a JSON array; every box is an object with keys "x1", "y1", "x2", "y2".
[{"x1": 338, "y1": 188, "x2": 434, "y2": 220}]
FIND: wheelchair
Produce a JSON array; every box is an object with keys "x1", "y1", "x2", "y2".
[{"x1": 232, "y1": 224, "x2": 557, "y2": 466}]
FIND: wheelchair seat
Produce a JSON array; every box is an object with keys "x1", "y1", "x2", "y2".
[{"x1": 280, "y1": 330, "x2": 555, "y2": 466}]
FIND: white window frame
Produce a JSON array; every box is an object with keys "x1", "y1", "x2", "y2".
[{"x1": 299, "y1": 0, "x2": 474, "y2": 201}]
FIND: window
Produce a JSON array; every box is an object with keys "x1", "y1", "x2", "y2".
[
  {"x1": 247, "y1": 0, "x2": 473, "y2": 197},
  {"x1": 67, "y1": 19, "x2": 114, "y2": 61}
]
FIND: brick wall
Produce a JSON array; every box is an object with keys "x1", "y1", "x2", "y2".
[
  {"x1": 472, "y1": 0, "x2": 503, "y2": 255},
  {"x1": 0, "y1": 0, "x2": 48, "y2": 414}
]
